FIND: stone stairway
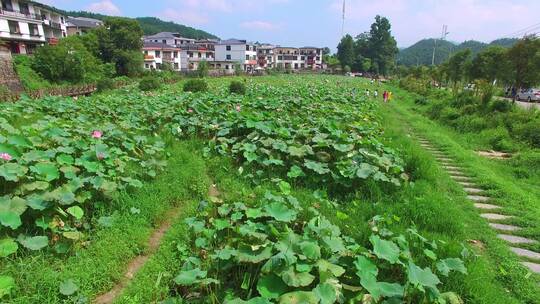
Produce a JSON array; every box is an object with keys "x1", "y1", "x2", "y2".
[{"x1": 416, "y1": 137, "x2": 540, "y2": 275}]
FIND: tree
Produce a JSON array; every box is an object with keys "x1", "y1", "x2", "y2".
[
  {"x1": 507, "y1": 36, "x2": 540, "y2": 88},
  {"x1": 469, "y1": 46, "x2": 510, "y2": 84},
  {"x1": 337, "y1": 34, "x2": 355, "y2": 70},
  {"x1": 95, "y1": 17, "x2": 144, "y2": 76},
  {"x1": 32, "y1": 36, "x2": 105, "y2": 83},
  {"x1": 322, "y1": 47, "x2": 331, "y2": 56},
  {"x1": 446, "y1": 49, "x2": 472, "y2": 93},
  {"x1": 197, "y1": 60, "x2": 209, "y2": 78},
  {"x1": 367, "y1": 16, "x2": 398, "y2": 76}
]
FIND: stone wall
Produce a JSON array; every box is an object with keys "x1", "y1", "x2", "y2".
[{"x1": 0, "y1": 45, "x2": 23, "y2": 93}]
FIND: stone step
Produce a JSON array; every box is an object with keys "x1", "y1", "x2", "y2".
[
  {"x1": 510, "y1": 247, "x2": 540, "y2": 260},
  {"x1": 498, "y1": 234, "x2": 538, "y2": 244},
  {"x1": 522, "y1": 262, "x2": 540, "y2": 274},
  {"x1": 468, "y1": 195, "x2": 491, "y2": 202},
  {"x1": 443, "y1": 166, "x2": 462, "y2": 171},
  {"x1": 474, "y1": 203, "x2": 501, "y2": 210},
  {"x1": 448, "y1": 170, "x2": 467, "y2": 176},
  {"x1": 452, "y1": 176, "x2": 472, "y2": 182},
  {"x1": 458, "y1": 181, "x2": 476, "y2": 187},
  {"x1": 489, "y1": 223, "x2": 522, "y2": 232},
  {"x1": 481, "y1": 213, "x2": 513, "y2": 220},
  {"x1": 464, "y1": 187, "x2": 484, "y2": 194}
]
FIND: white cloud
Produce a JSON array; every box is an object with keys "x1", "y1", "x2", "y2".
[
  {"x1": 86, "y1": 0, "x2": 121, "y2": 15},
  {"x1": 240, "y1": 20, "x2": 281, "y2": 31},
  {"x1": 159, "y1": 8, "x2": 209, "y2": 25}
]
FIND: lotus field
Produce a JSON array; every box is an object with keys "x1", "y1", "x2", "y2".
[{"x1": 0, "y1": 76, "x2": 471, "y2": 303}]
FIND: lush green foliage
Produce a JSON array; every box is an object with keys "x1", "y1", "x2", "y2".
[
  {"x1": 183, "y1": 79, "x2": 208, "y2": 93},
  {"x1": 174, "y1": 187, "x2": 466, "y2": 303},
  {"x1": 0, "y1": 94, "x2": 167, "y2": 255},
  {"x1": 229, "y1": 81, "x2": 246, "y2": 95},
  {"x1": 12, "y1": 56, "x2": 52, "y2": 90},
  {"x1": 139, "y1": 76, "x2": 162, "y2": 91},
  {"x1": 338, "y1": 16, "x2": 398, "y2": 75},
  {"x1": 94, "y1": 17, "x2": 144, "y2": 76},
  {"x1": 197, "y1": 61, "x2": 209, "y2": 78}
]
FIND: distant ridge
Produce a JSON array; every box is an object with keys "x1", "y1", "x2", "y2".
[
  {"x1": 47, "y1": 7, "x2": 219, "y2": 40},
  {"x1": 398, "y1": 38, "x2": 519, "y2": 66}
]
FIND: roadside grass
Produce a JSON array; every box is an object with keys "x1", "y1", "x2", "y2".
[
  {"x1": 0, "y1": 139, "x2": 209, "y2": 303},
  {"x1": 387, "y1": 88, "x2": 540, "y2": 303}
]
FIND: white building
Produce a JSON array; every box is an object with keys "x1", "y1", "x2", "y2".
[
  {"x1": 215, "y1": 39, "x2": 257, "y2": 72},
  {"x1": 257, "y1": 44, "x2": 275, "y2": 69},
  {"x1": 142, "y1": 42, "x2": 181, "y2": 71},
  {"x1": 144, "y1": 32, "x2": 196, "y2": 47},
  {"x1": 274, "y1": 47, "x2": 303, "y2": 70},
  {"x1": 0, "y1": 0, "x2": 66, "y2": 54},
  {"x1": 180, "y1": 44, "x2": 214, "y2": 71},
  {"x1": 300, "y1": 47, "x2": 323, "y2": 70}
]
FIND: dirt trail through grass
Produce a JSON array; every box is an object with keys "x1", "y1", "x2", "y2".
[{"x1": 93, "y1": 208, "x2": 181, "y2": 304}]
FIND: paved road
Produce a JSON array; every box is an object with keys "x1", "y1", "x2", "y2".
[{"x1": 497, "y1": 97, "x2": 540, "y2": 110}]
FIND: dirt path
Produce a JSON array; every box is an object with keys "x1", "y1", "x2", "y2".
[
  {"x1": 93, "y1": 184, "x2": 221, "y2": 304},
  {"x1": 93, "y1": 208, "x2": 180, "y2": 304},
  {"x1": 497, "y1": 96, "x2": 540, "y2": 110}
]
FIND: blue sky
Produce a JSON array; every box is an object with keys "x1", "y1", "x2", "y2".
[{"x1": 42, "y1": 0, "x2": 540, "y2": 49}]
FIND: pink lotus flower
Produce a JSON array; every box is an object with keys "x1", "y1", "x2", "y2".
[
  {"x1": 0, "y1": 153, "x2": 12, "y2": 161},
  {"x1": 97, "y1": 152, "x2": 105, "y2": 160},
  {"x1": 92, "y1": 130, "x2": 102, "y2": 139},
  {"x1": 235, "y1": 105, "x2": 241, "y2": 112},
  {"x1": 187, "y1": 108, "x2": 194, "y2": 113}
]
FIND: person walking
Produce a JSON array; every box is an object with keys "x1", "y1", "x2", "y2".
[
  {"x1": 374, "y1": 90, "x2": 378, "y2": 99},
  {"x1": 365, "y1": 89, "x2": 370, "y2": 98},
  {"x1": 383, "y1": 91, "x2": 388, "y2": 103},
  {"x1": 388, "y1": 91, "x2": 393, "y2": 102}
]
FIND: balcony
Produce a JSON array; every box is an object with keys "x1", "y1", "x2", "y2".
[
  {"x1": 47, "y1": 37, "x2": 58, "y2": 45},
  {"x1": 144, "y1": 55, "x2": 155, "y2": 61},
  {"x1": 44, "y1": 20, "x2": 62, "y2": 29},
  {"x1": 0, "y1": 8, "x2": 41, "y2": 20}
]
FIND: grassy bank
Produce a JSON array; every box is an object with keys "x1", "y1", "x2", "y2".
[{"x1": 0, "y1": 140, "x2": 209, "y2": 303}]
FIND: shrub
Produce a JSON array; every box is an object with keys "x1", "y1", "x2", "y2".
[
  {"x1": 481, "y1": 127, "x2": 514, "y2": 152},
  {"x1": 183, "y1": 79, "x2": 208, "y2": 93},
  {"x1": 414, "y1": 97, "x2": 428, "y2": 105},
  {"x1": 234, "y1": 63, "x2": 243, "y2": 76},
  {"x1": 138, "y1": 76, "x2": 161, "y2": 91},
  {"x1": 12, "y1": 55, "x2": 51, "y2": 90},
  {"x1": 510, "y1": 150, "x2": 540, "y2": 176},
  {"x1": 197, "y1": 61, "x2": 209, "y2": 78},
  {"x1": 96, "y1": 78, "x2": 115, "y2": 92},
  {"x1": 455, "y1": 115, "x2": 488, "y2": 133},
  {"x1": 229, "y1": 81, "x2": 246, "y2": 95},
  {"x1": 439, "y1": 107, "x2": 460, "y2": 124},
  {"x1": 488, "y1": 99, "x2": 512, "y2": 113},
  {"x1": 513, "y1": 120, "x2": 540, "y2": 148}
]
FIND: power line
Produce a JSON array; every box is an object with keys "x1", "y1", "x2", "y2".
[
  {"x1": 505, "y1": 22, "x2": 540, "y2": 38},
  {"x1": 341, "y1": 0, "x2": 346, "y2": 37}
]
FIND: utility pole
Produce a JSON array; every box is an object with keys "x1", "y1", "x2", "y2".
[
  {"x1": 432, "y1": 25, "x2": 449, "y2": 65},
  {"x1": 341, "y1": 0, "x2": 346, "y2": 37}
]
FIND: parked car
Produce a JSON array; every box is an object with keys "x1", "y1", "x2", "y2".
[{"x1": 516, "y1": 88, "x2": 540, "y2": 102}]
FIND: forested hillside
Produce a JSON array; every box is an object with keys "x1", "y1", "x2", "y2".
[
  {"x1": 398, "y1": 38, "x2": 518, "y2": 66},
  {"x1": 63, "y1": 11, "x2": 218, "y2": 39}
]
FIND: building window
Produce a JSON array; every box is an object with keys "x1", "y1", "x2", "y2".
[
  {"x1": 8, "y1": 21, "x2": 20, "y2": 34},
  {"x1": 162, "y1": 40, "x2": 167, "y2": 44},
  {"x1": 301, "y1": 63, "x2": 305, "y2": 69},
  {"x1": 253, "y1": 46, "x2": 256, "y2": 51},
  {"x1": 19, "y1": 2, "x2": 29, "y2": 15},
  {"x1": 278, "y1": 56, "x2": 283, "y2": 60},
  {"x1": 145, "y1": 64, "x2": 149, "y2": 69},
  {"x1": 226, "y1": 54, "x2": 231, "y2": 60},
  {"x1": 155, "y1": 51, "x2": 161, "y2": 58},
  {"x1": 225, "y1": 65, "x2": 229, "y2": 69},
  {"x1": 174, "y1": 63, "x2": 179, "y2": 69},
  {"x1": 301, "y1": 56, "x2": 305, "y2": 60},
  {"x1": 144, "y1": 50, "x2": 148, "y2": 55},
  {"x1": 226, "y1": 45, "x2": 231, "y2": 51},
  {"x1": 198, "y1": 52, "x2": 201, "y2": 58},
  {"x1": 29, "y1": 24, "x2": 39, "y2": 36},
  {"x1": 173, "y1": 51, "x2": 177, "y2": 58},
  {"x1": 245, "y1": 55, "x2": 249, "y2": 60},
  {"x1": 246, "y1": 45, "x2": 249, "y2": 51},
  {"x1": 188, "y1": 52, "x2": 193, "y2": 58},
  {"x1": 294, "y1": 63, "x2": 298, "y2": 69},
  {"x1": 316, "y1": 57, "x2": 320, "y2": 61},
  {"x1": 2, "y1": 0, "x2": 13, "y2": 11}
]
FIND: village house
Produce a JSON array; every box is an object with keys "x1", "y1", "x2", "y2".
[
  {"x1": 214, "y1": 39, "x2": 257, "y2": 72},
  {"x1": 257, "y1": 43, "x2": 275, "y2": 69},
  {"x1": 0, "y1": 0, "x2": 66, "y2": 54},
  {"x1": 142, "y1": 41, "x2": 182, "y2": 71},
  {"x1": 66, "y1": 16, "x2": 102, "y2": 36}
]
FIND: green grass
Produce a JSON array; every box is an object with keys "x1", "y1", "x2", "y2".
[
  {"x1": 385, "y1": 86, "x2": 540, "y2": 303},
  {"x1": 0, "y1": 139, "x2": 209, "y2": 303}
]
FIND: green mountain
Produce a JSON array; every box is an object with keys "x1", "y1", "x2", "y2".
[
  {"x1": 398, "y1": 38, "x2": 518, "y2": 66},
  {"x1": 62, "y1": 11, "x2": 219, "y2": 40}
]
